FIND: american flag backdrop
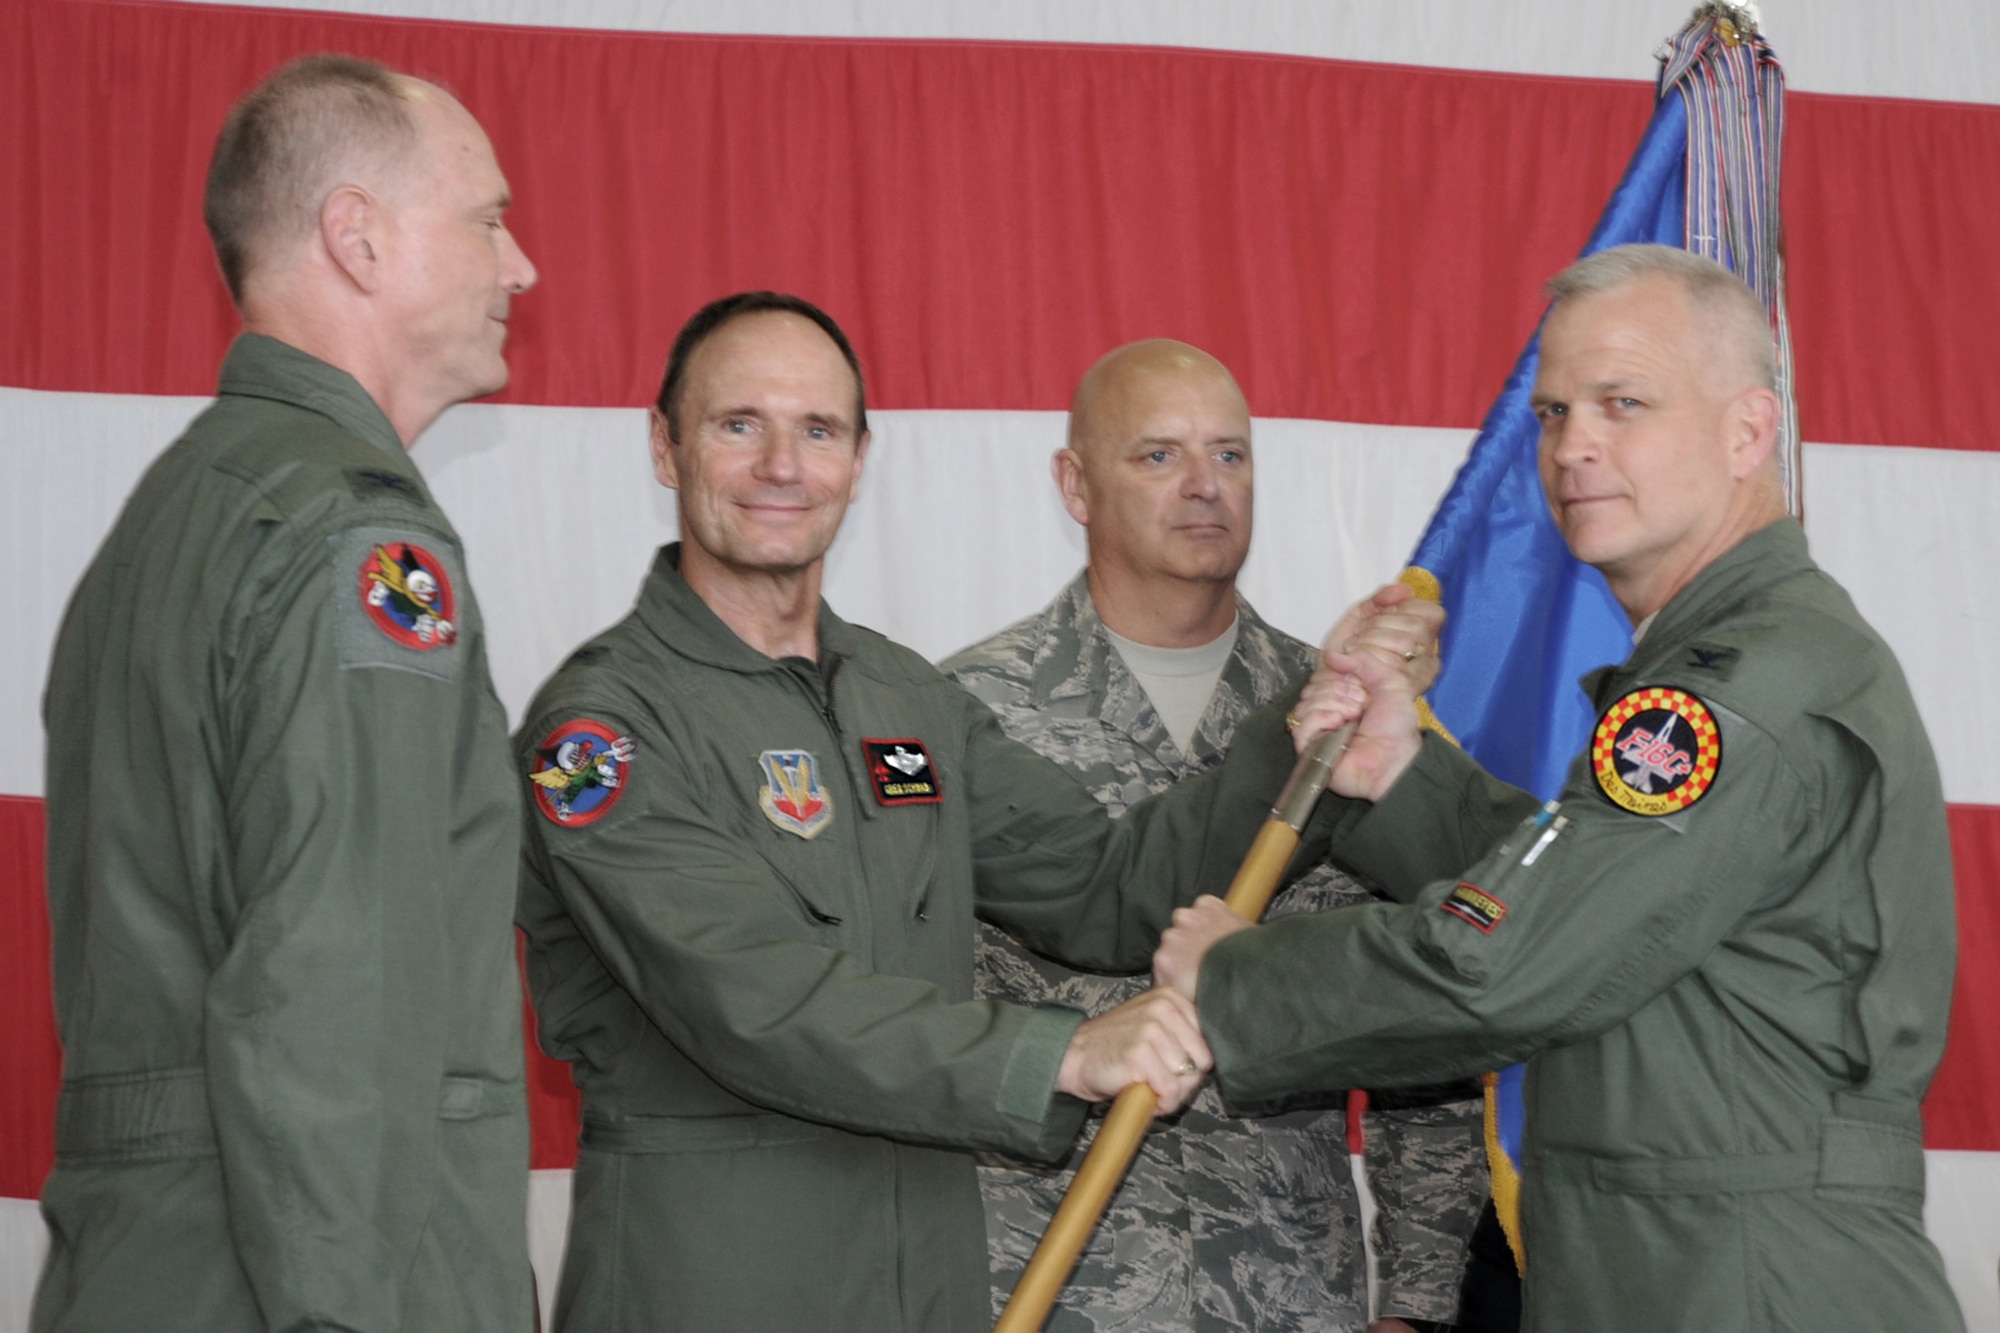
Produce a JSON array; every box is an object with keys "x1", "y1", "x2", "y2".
[{"x1": 2, "y1": 1, "x2": 1997, "y2": 1327}]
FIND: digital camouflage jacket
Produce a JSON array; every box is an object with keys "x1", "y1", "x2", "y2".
[{"x1": 945, "y1": 574, "x2": 1484, "y2": 1331}]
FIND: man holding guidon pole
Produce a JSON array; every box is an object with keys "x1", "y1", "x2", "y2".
[
  {"x1": 1156, "y1": 245, "x2": 1962, "y2": 1333},
  {"x1": 514, "y1": 292, "x2": 1439, "y2": 1333}
]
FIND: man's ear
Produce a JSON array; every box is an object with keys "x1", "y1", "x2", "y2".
[
  {"x1": 321, "y1": 185, "x2": 382, "y2": 293},
  {"x1": 1052, "y1": 447, "x2": 1090, "y2": 527},
  {"x1": 648, "y1": 407, "x2": 680, "y2": 490},
  {"x1": 1726, "y1": 385, "x2": 1782, "y2": 480}
]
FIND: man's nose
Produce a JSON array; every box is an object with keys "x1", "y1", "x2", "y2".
[
  {"x1": 1545, "y1": 414, "x2": 1602, "y2": 468},
  {"x1": 501, "y1": 227, "x2": 538, "y2": 295},
  {"x1": 753, "y1": 434, "x2": 804, "y2": 482},
  {"x1": 1181, "y1": 454, "x2": 1220, "y2": 500}
]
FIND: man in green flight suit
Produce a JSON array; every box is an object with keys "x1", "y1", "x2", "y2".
[
  {"x1": 1156, "y1": 245, "x2": 1964, "y2": 1331},
  {"x1": 35, "y1": 56, "x2": 540, "y2": 1332},
  {"x1": 513, "y1": 294, "x2": 1417, "y2": 1332},
  {"x1": 945, "y1": 338, "x2": 1483, "y2": 1333}
]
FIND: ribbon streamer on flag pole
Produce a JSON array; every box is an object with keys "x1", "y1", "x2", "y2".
[{"x1": 1405, "y1": 0, "x2": 1796, "y2": 1271}]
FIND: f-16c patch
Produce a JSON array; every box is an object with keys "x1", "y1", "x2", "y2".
[
  {"x1": 529, "y1": 720, "x2": 635, "y2": 827},
  {"x1": 759, "y1": 750, "x2": 833, "y2": 839},
  {"x1": 861, "y1": 739, "x2": 941, "y2": 806},
  {"x1": 1441, "y1": 882, "x2": 1508, "y2": 933},
  {"x1": 359, "y1": 542, "x2": 457, "y2": 649},
  {"x1": 1592, "y1": 687, "x2": 1722, "y2": 817}
]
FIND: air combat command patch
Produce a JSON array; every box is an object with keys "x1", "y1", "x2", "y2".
[
  {"x1": 861, "y1": 739, "x2": 941, "y2": 806},
  {"x1": 759, "y1": 749, "x2": 833, "y2": 838},
  {"x1": 360, "y1": 541, "x2": 457, "y2": 648},
  {"x1": 529, "y1": 720, "x2": 635, "y2": 826},
  {"x1": 1592, "y1": 686, "x2": 1722, "y2": 817}
]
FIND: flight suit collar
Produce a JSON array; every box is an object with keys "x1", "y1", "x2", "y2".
[
  {"x1": 633, "y1": 543, "x2": 860, "y2": 673},
  {"x1": 1580, "y1": 517, "x2": 1809, "y2": 705},
  {"x1": 215, "y1": 333, "x2": 409, "y2": 466}
]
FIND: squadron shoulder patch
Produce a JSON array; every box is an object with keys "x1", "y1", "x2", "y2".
[
  {"x1": 759, "y1": 750, "x2": 833, "y2": 839},
  {"x1": 359, "y1": 542, "x2": 457, "y2": 649},
  {"x1": 1591, "y1": 686, "x2": 1722, "y2": 817},
  {"x1": 1440, "y1": 882, "x2": 1508, "y2": 933},
  {"x1": 861, "y1": 739, "x2": 941, "y2": 806},
  {"x1": 529, "y1": 720, "x2": 635, "y2": 826}
]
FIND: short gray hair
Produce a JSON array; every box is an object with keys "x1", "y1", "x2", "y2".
[
  {"x1": 1547, "y1": 244, "x2": 1777, "y2": 390},
  {"x1": 203, "y1": 54, "x2": 422, "y2": 306}
]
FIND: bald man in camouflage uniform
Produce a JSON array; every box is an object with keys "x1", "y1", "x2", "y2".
[{"x1": 943, "y1": 341, "x2": 1484, "y2": 1333}]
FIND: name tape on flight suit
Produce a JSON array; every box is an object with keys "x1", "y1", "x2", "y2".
[
  {"x1": 861, "y1": 739, "x2": 942, "y2": 806},
  {"x1": 1440, "y1": 883, "x2": 1509, "y2": 933}
]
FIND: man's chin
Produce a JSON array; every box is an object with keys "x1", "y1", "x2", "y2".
[
  {"x1": 462, "y1": 362, "x2": 512, "y2": 404},
  {"x1": 1559, "y1": 528, "x2": 1634, "y2": 573},
  {"x1": 1162, "y1": 542, "x2": 1249, "y2": 579},
  {"x1": 489, "y1": 343, "x2": 517, "y2": 385}
]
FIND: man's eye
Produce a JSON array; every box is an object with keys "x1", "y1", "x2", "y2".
[
  {"x1": 1614, "y1": 397, "x2": 1643, "y2": 410},
  {"x1": 1216, "y1": 449, "x2": 1245, "y2": 465},
  {"x1": 1144, "y1": 449, "x2": 1171, "y2": 464},
  {"x1": 722, "y1": 419, "x2": 751, "y2": 434},
  {"x1": 1535, "y1": 403, "x2": 1566, "y2": 422}
]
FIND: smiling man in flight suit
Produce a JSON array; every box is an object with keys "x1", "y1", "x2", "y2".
[{"x1": 512, "y1": 293, "x2": 1424, "y2": 1333}]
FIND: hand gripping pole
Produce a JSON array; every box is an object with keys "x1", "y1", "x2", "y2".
[{"x1": 992, "y1": 724, "x2": 1351, "y2": 1333}]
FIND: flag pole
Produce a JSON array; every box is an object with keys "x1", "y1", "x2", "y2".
[{"x1": 992, "y1": 724, "x2": 1351, "y2": 1333}]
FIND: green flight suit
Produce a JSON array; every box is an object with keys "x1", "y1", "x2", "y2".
[
  {"x1": 1197, "y1": 520, "x2": 1962, "y2": 1332},
  {"x1": 515, "y1": 546, "x2": 1300, "y2": 1333},
  {"x1": 35, "y1": 335, "x2": 532, "y2": 1333}
]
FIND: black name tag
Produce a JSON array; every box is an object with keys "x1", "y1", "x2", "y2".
[{"x1": 861, "y1": 739, "x2": 942, "y2": 806}]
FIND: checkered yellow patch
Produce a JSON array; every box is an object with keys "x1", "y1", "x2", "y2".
[{"x1": 1591, "y1": 687, "x2": 1721, "y2": 817}]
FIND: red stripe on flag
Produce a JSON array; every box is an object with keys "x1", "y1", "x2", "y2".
[
  {"x1": 1922, "y1": 802, "x2": 2000, "y2": 1149},
  {"x1": 0, "y1": 797, "x2": 56, "y2": 1200},
  {"x1": 6, "y1": 796, "x2": 2000, "y2": 1189},
  {"x1": 520, "y1": 933, "x2": 581, "y2": 1170},
  {"x1": 1786, "y1": 91, "x2": 2000, "y2": 455},
  {"x1": 4, "y1": 0, "x2": 1998, "y2": 450}
]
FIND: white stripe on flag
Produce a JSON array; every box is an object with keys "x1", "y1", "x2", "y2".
[
  {"x1": 5, "y1": 391, "x2": 1995, "y2": 803},
  {"x1": 156, "y1": 0, "x2": 2000, "y2": 104}
]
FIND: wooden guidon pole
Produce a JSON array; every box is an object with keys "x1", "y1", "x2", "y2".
[{"x1": 992, "y1": 725, "x2": 1352, "y2": 1333}]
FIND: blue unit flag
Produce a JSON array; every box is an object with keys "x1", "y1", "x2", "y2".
[{"x1": 1403, "y1": 4, "x2": 1791, "y2": 1268}]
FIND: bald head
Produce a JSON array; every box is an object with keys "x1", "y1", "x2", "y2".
[
  {"x1": 1068, "y1": 339, "x2": 1249, "y2": 459},
  {"x1": 1055, "y1": 339, "x2": 1254, "y2": 644}
]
